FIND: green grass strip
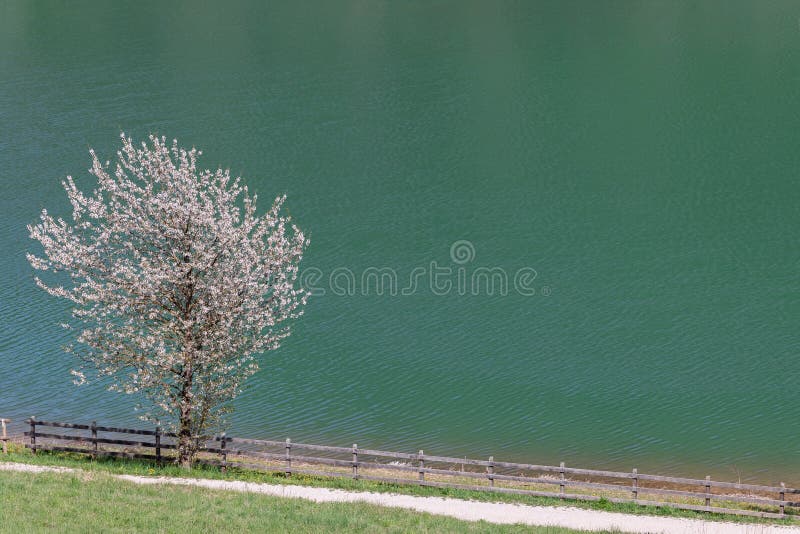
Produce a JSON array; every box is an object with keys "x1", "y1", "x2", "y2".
[
  {"x1": 1, "y1": 444, "x2": 796, "y2": 528},
  {"x1": 0, "y1": 469, "x2": 617, "y2": 533}
]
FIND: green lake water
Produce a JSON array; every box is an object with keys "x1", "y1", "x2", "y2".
[{"x1": 1, "y1": 1, "x2": 799, "y2": 483}]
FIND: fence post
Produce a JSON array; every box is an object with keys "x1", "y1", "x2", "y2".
[
  {"x1": 155, "y1": 424, "x2": 162, "y2": 466},
  {"x1": 704, "y1": 475, "x2": 711, "y2": 509},
  {"x1": 780, "y1": 482, "x2": 786, "y2": 517},
  {"x1": 488, "y1": 456, "x2": 494, "y2": 487},
  {"x1": 352, "y1": 444, "x2": 358, "y2": 479},
  {"x1": 91, "y1": 421, "x2": 97, "y2": 460},
  {"x1": 285, "y1": 438, "x2": 292, "y2": 477},
  {"x1": 1, "y1": 419, "x2": 7, "y2": 454},
  {"x1": 559, "y1": 462, "x2": 565, "y2": 498},
  {"x1": 29, "y1": 416, "x2": 36, "y2": 454},
  {"x1": 418, "y1": 450, "x2": 425, "y2": 483},
  {"x1": 632, "y1": 468, "x2": 638, "y2": 500},
  {"x1": 219, "y1": 433, "x2": 227, "y2": 473}
]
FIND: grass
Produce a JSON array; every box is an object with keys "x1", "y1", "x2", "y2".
[
  {"x1": 0, "y1": 469, "x2": 614, "y2": 533},
  {"x1": 1, "y1": 442, "x2": 796, "y2": 528}
]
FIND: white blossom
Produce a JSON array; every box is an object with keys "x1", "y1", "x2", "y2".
[{"x1": 28, "y1": 133, "x2": 308, "y2": 466}]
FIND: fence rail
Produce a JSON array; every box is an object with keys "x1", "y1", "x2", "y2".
[{"x1": 8, "y1": 416, "x2": 798, "y2": 520}]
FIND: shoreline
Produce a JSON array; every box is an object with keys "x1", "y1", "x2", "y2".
[{"x1": 2, "y1": 417, "x2": 796, "y2": 487}]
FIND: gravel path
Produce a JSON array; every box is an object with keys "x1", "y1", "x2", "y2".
[{"x1": 2, "y1": 461, "x2": 799, "y2": 534}]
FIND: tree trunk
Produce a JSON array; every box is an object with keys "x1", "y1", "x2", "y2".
[
  {"x1": 177, "y1": 363, "x2": 194, "y2": 469},
  {"x1": 177, "y1": 411, "x2": 194, "y2": 469}
]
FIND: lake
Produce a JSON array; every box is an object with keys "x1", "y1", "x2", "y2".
[{"x1": 1, "y1": 0, "x2": 798, "y2": 484}]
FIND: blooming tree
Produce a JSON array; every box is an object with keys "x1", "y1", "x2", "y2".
[{"x1": 27, "y1": 134, "x2": 308, "y2": 467}]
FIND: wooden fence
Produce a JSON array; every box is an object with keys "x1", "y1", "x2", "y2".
[
  {"x1": 0, "y1": 418, "x2": 9, "y2": 454},
  {"x1": 15, "y1": 417, "x2": 799, "y2": 520},
  {"x1": 22, "y1": 416, "x2": 219, "y2": 465}
]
